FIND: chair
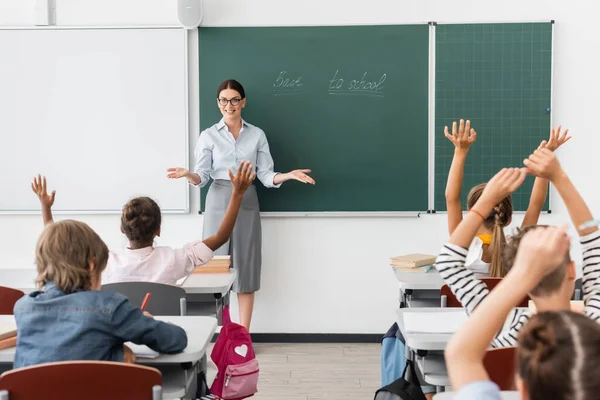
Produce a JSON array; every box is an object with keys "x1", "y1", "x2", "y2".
[
  {"x1": 0, "y1": 287, "x2": 24, "y2": 315},
  {"x1": 101, "y1": 282, "x2": 187, "y2": 316},
  {"x1": 440, "y1": 278, "x2": 530, "y2": 308},
  {"x1": 483, "y1": 347, "x2": 517, "y2": 390},
  {"x1": 0, "y1": 361, "x2": 162, "y2": 400}
]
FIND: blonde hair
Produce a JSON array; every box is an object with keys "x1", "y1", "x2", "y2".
[
  {"x1": 467, "y1": 183, "x2": 513, "y2": 277},
  {"x1": 35, "y1": 220, "x2": 109, "y2": 293}
]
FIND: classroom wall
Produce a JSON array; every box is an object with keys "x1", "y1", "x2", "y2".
[{"x1": 0, "y1": 0, "x2": 596, "y2": 333}]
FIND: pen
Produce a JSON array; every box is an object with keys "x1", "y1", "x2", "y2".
[{"x1": 141, "y1": 293, "x2": 151, "y2": 311}]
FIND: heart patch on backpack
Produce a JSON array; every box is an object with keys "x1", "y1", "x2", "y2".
[{"x1": 234, "y1": 344, "x2": 248, "y2": 357}]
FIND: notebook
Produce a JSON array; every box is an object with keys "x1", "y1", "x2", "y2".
[
  {"x1": 403, "y1": 311, "x2": 468, "y2": 334},
  {"x1": 0, "y1": 321, "x2": 17, "y2": 341},
  {"x1": 125, "y1": 343, "x2": 159, "y2": 359}
]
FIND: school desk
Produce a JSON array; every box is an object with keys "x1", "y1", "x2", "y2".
[
  {"x1": 434, "y1": 391, "x2": 519, "y2": 399},
  {"x1": 395, "y1": 269, "x2": 445, "y2": 308},
  {"x1": 0, "y1": 315, "x2": 216, "y2": 399},
  {"x1": 0, "y1": 268, "x2": 236, "y2": 323}
]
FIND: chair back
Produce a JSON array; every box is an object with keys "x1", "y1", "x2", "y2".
[
  {"x1": 0, "y1": 361, "x2": 162, "y2": 400},
  {"x1": 101, "y1": 282, "x2": 186, "y2": 315},
  {"x1": 441, "y1": 278, "x2": 529, "y2": 308},
  {"x1": 483, "y1": 347, "x2": 517, "y2": 390},
  {"x1": 0, "y1": 287, "x2": 24, "y2": 315}
]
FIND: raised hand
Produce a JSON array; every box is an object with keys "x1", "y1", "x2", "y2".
[
  {"x1": 544, "y1": 125, "x2": 571, "y2": 152},
  {"x1": 479, "y1": 168, "x2": 527, "y2": 206},
  {"x1": 228, "y1": 161, "x2": 256, "y2": 194},
  {"x1": 512, "y1": 225, "x2": 571, "y2": 280},
  {"x1": 444, "y1": 119, "x2": 477, "y2": 151},
  {"x1": 166, "y1": 167, "x2": 190, "y2": 179},
  {"x1": 31, "y1": 175, "x2": 56, "y2": 208},
  {"x1": 523, "y1": 148, "x2": 563, "y2": 182}
]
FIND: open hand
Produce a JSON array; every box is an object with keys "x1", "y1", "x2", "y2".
[
  {"x1": 444, "y1": 119, "x2": 477, "y2": 151},
  {"x1": 543, "y1": 125, "x2": 571, "y2": 152},
  {"x1": 31, "y1": 175, "x2": 56, "y2": 207},
  {"x1": 523, "y1": 148, "x2": 563, "y2": 182},
  {"x1": 228, "y1": 161, "x2": 256, "y2": 194},
  {"x1": 286, "y1": 169, "x2": 315, "y2": 184},
  {"x1": 478, "y1": 168, "x2": 527, "y2": 206},
  {"x1": 166, "y1": 167, "x2": 190, "y2": 179}
]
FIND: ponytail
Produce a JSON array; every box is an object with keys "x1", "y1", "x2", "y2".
[{"x1": 489, "y1": 205, "x2": 508, "y2": 277}]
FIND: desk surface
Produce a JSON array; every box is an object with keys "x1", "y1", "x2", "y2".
[
  {"x1": 0, "y1": 268, "x2": 236, "y2": 296},
  {"x1": 396, "y1": 308, "x2": 465, "y2": 351},
  {"x1": 434, "y1": 391, "x2": 519, "y2": 399},
  {"x1": 395, "y1": 269, "x2": 445, "y2": 291},
  {"x1": 0, "y1": 315, "x2": 217, "y2": 365}
]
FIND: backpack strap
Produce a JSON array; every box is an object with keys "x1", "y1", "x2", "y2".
[{"x1": 222, "y1": 305, "x2": 232, "y2": 325}]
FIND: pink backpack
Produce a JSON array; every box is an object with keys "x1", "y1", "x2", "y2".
[{"x1": 210, "y1": 306, "x2": 259, "y2": 399}]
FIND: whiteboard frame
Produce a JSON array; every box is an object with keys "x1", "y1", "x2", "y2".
[{"x1": 0, "y1": 26, "x2": 190, "y2": 215}]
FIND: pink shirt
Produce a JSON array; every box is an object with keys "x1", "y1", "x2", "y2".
[{"x1": 102, "y1": 241, "x2": 214, "y2": 285}]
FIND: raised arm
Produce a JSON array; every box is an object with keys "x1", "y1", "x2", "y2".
[
  {"x1": 31, "y1": 175, "x2": 55, "y2": 226},
  {"x1": 446, "y1": 226, "x2": 570, "y2": 391},
  {"x1": 523, "y1": 148, "x2": 600, "y2": 320},
  {"x1": 202, "y1": 161, "x2": 256, "y2": 251},
  {"x1": 444, "y1": 119, "x2": 477, "y2": 235},
  {"x1": 521, "y1": 126, "x2": 571, "y2": 227}
]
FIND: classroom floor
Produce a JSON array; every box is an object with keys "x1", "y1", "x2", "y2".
[{"x1": 207, "y1": 343, "x2": 381, "y2": 400}]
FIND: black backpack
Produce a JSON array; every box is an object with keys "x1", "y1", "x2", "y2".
[{"x1": 374, "y1": 359, "x2": 427, "y2": 400}]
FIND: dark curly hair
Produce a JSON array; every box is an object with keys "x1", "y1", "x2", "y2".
[{"x1": 121, "y1": 197, "x2": 161, "y2": 246}]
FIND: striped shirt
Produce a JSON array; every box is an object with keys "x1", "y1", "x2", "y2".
[{"x1": 435, "y1": 230, "x2": 600, "y2": 348}]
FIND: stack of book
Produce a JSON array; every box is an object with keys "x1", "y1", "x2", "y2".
[
  {"x1": 390, "y1": 253, "x2": 437, "y2": 273},
  {"x1": 192, "y1": 255, "x2": 231, "y2": 274}
]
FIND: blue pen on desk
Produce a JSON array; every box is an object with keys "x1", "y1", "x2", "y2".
[{"x1": 579, "y1": 219, "x2": 600, "y2": 231}]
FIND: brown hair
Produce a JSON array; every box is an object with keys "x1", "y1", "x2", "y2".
[
  {"x1": 35, "y1": 220, "x2": 109, "y2": 293},
  {"x1": 217, "y1": 79, "x2": 246, "y2": 99},
  {"x1": 121, "y1": 197, "x2": 161, "y2": 246},
  {"x1": 518, "y1": 311, "x2": 600, "y2": 400},
  {"x1": 502, "y1": 225, "x2": 571, "y2": 297},
  {"x1": 467, "y1": 183, "x2": 513, "y2": 277}
]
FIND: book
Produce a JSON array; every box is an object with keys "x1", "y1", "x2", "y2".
[
  {"x1": 192, "y1": 255, "x2": 231, "y2": 274},
  {"x1": 390, "y1": 253, "x2": 437, "y2": 268},
  {"x1": 0, "y1": 335, "x2": 16, "y2": 351},
  {"x1": 0, "y1": 321, "x2": 17, "y2": 341},
  {"x1": 393, "y1": 265, "x2": 433, "y2": 274}
]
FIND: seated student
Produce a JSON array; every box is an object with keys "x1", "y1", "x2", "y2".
[
  {"x1": 31, "y1": 161, "x2": 256, "y2": 285},
  {"x1": 435, "y1": 155, "x2": 600, "y2": 347},
  {"x1": 445, "y1": 225, "x2": 600, "y2": 399},
  {"x1": 13, "y1": 219, "x2": 187, "y2": 369},
  {"x1": 444, "y1": 120, "x2": 570, "y2": 277}
]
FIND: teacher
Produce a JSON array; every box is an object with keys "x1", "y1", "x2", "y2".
[{"x1": 167, "y1": 79, "x2": 315, "y2": 331}]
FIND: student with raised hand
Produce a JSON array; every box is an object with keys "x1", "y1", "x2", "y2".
[
  {"x1": 13, "y1": 219, "x2": 187, "y2": 368},
  {"x1": 30, "y1": 161, "x2": 256, "y2": 286},
  {"x1": 444, "y1": 120, "x2": 570, "y2": 277},
  {"x1": 445, "y1": 225, "x2": 600, "y2": 400},
  {"x1": 435, "y1": 155, "x2": 600, "y2": 348}
]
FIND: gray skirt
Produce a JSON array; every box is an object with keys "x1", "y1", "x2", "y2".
[{"x1": 203, "y1": 180, "x2": 262, "y2": 293}]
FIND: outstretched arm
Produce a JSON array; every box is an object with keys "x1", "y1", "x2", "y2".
[
  {"x1": 444, "y1": 119, "x2": 477, "y2": 235},
  {"x1": 31, "y1": 175, "x2": 55, "y2": 226}
]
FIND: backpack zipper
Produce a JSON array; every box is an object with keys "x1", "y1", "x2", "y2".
[{"x1": 225, "y1": 370, "x2": 258, "y2": 387}]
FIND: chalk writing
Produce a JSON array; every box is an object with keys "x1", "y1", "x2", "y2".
[
  {"x1": 328, "y1": 70, "x2": 386, "y2": 97},
  {"x1": 272, "y1": 71, "x2": 305, "y2": 96}
]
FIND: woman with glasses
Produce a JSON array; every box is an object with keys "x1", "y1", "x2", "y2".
[{"x1": 167, "y1": 79, "x2": 314, "y2": 331}]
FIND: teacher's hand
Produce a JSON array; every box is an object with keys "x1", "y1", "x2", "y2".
[
  {"x1": 166, "y1": 167, "x2": 190, "y2": 179},
  {"x1": 286, "y1": 169, "x2": 315, "y2": 185}
]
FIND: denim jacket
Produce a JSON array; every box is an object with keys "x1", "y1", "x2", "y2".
[{"x1": 13, "y1": 282, "x2": 187, "y2": 368}]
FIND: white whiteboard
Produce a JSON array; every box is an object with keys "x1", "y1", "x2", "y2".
[{"x1": 0, "y1": 28, "x2": 189, "y2": 213}]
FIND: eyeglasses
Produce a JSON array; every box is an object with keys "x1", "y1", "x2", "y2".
[{"x1": 218, "y1": 97, "x2": 242, "y2": 106}]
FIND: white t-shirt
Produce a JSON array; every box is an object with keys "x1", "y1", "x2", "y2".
[
  {"x1": 465, "y1": 236, "x2": 491, "y2": 278},
  {"x1": 103, "y1": 241, "x2": 214, "y2": 285}
]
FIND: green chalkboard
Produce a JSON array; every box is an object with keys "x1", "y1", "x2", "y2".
[
  {"x1": 198, "y1": 25, "x2": 429, "y2": 213},
  {"x1": 434, "y1": 23, "x2": 553, "y2": 212}
]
